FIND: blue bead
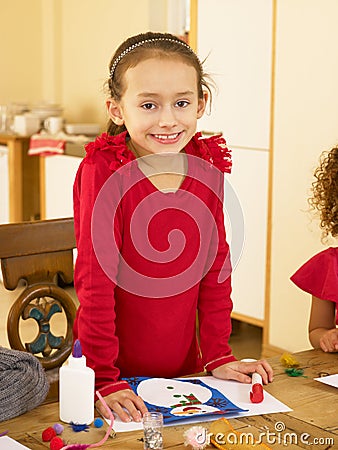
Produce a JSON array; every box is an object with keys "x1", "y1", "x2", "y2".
[{"x1": 94, "y1": 417, "x2": 104, "y2": 428}]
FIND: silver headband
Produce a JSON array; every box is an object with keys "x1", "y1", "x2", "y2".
[{"x1": 109, "y1": 38, "x2": 198, "y2": 79}]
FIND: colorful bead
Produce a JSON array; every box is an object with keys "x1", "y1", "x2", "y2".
[
  {"x1": 42, "y1": 427, "x2": 56, "y2": 442},
  {"x1": 50, "y1": 436, "x2": 64, "y2": 450},
  {"x1": 53, "y1": 423, "x2": 64, "y2": 435},
  {"x1": 93, "y1": 417, "x2": 104, "y2": 428}
]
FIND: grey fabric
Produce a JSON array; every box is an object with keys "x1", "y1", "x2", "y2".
[{"x1": 0, "y1": 347, "x2": 49, "y2": 421}]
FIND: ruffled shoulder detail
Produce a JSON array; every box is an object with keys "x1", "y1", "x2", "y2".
[
  {"x1": 186, "y1": 132, "x2": 232, "y2": 173},
  {"x1": 84, "y1": 131, "x2": 135, "y2": 171},
  {"x1": 290, "y1": 247, "x2": 338, "y2": 303}
]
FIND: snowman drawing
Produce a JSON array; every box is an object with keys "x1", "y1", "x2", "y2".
[{"x1": 137, "y1": 378, "x2": 221, "y2": 417}]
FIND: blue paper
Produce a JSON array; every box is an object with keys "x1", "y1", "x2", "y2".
[{"x1": 124, "y1": 376, "x2": 247, "y2": 423}]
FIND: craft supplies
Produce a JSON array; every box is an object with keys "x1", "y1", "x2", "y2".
[
  {"x1": 60, "y1": 391, "x2": 115, "y2": 449},
  {"x1": 250, "y1": 372, "x2": 264, "y2": 403},
  {"x1": 70, "y1": 423, "x2": 89, "y2": 433},
  {"x1": 183, "y1": 426, "x2": 209, "y2": 450},
  {"x1": 39, "y1": 392, "x2": 114, "y2": 450},
  {"x1": 285, "y1": 368, "x2": 306, "y2": 377},
  {"x1": 280, "y1": 353, "x2": 306, "y2": 377},
  {"x1": 142, "y1": 412, "x2": 163, "y2": 450},
  {"x1": 50, "y1": 436, "x2": 64, "y2": 450},
  {"x1": 280, "y1": 353, "x2": 299, "y2": 368},
  {"x1": 59, "y1": 340, "x2": 95, "y2": 425},
  {"x1": 93, "y1": 418, "x2": 104, "y2": 428},
  {"x1": 53, "y1": 424, "x2": 64, "y2": 435},
  {"x1": 42, "y1": 427, "x2": 57, "y2": 442},
  {"x1": 209, "y1": 418, "x2": 271, "y2": 449}
]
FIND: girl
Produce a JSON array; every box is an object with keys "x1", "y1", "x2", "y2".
[
  {"x1": 291, "y1": 146, "x2": 338, "y2": 353},
  {"x1": 73, "y1": 31, "x2": 273, "y2": 422}
]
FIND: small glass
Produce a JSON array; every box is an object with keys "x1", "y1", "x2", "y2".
[
  {"x1": 0, "y1": 105, "x2": 8, "y2": 133},
  {"x1": 142, "y1": 411, "x2": 163, "y2": 450}
]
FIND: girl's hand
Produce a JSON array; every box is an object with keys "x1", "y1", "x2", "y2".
[
  {"x1": 211, "y1": 359, "x2": 273, "y2": 385},
  {"x1": 95, "y1": 389, "x2": 148, "y2": 423},
  {"x1": 319, "y1": 328, "x2": 338, "y2": 352}
]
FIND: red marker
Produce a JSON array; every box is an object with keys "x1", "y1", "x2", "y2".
[{"x1": 250, "y1": 372, "x2": 264, "y2": 403}]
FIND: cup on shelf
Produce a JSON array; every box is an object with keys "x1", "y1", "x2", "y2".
[
  {"x1": 13, "y1": 114, "x2": 41, "y2": 136},
  {"x1": 44, "y1": 116, "x2": 64, "y2": 135},
  {"x1": 0, "y1": 105, "x2": 8, "y2": 133}
]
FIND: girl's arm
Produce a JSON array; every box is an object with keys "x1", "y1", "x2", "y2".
[
  {"x1": 74, "y1": 158, "x2": 148, "y2": 421},
  {"x1": 197, "y1": 181, "x2": 273, "y2": 383},
  {"x1": 309, "y1": 296, "x2": 338, "y2": 352},
  {"x1": 197, "y1": 195, "x2": 236, "y2": 372}
]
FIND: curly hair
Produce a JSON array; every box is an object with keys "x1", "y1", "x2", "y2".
[{"x1": 309, "y1": 146, "x2": 338, "y2": 238}]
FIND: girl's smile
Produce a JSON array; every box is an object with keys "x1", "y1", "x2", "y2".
[
  {"x1": 151, "y1": 132, "x2": 182, "y2": 144},
  {"x1": 107, "y1": 57, "x2": 207, "y2": 158}
]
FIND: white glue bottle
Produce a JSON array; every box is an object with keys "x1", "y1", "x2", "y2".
[{"x1": 59, "y1": 339, "x2": 95, "y2": 424}]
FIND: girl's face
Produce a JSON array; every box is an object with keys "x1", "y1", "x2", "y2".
[{"x1": 107, "y1": 57, "x2": 207, "y2": 157}]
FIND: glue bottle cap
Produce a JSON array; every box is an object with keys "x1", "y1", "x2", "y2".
[
  {"x1": 69, "y1": 339, "x2": 86, "y2": 368},
  {"x1": 73, "y1": 339, "x2": 83, "y2": 358}
]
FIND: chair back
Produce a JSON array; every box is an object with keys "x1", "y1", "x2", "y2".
[{"x1": 0, "y1": 218, "x2": 77, "y2": 371}]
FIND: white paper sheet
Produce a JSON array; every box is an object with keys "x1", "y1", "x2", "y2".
[
  {"x1": 109, "y1": 376, "x2": 292, "y2": 432},
  {"x1": 315, "y1": 373, "x2": 338, "y2": 389},
  {"x1": 0, "y1": 436, "x2": 30, "y2": 450}
]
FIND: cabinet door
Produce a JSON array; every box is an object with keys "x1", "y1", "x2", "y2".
[
  {"x1": 197, "y1": 0, "x2": 273, "y2": 150},
  {"x1": 44, "y1": 155, "x2": 82, "y2": 219},
  {"x1": 225, "y1": 148, "x2": 269, "y2": 322},
  {"x1": 0, "y1": 145, "x2": 9, "y2": 224},
  {"x1": 197, "y1": 0, "x2": 272, "y2": 323}
]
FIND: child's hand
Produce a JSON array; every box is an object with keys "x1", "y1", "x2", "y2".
[
  {"x1": 95, "y1": 389, "x2": 148, "y2": 423},
  {"x1": 211, "y1": 359, "x2": 273, "y2": 385},
  {"x1": 319, "y1": 328, "x2": 338, "y2": 352}
]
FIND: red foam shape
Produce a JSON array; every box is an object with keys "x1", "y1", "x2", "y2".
[
  {"x1": 250, "y1": 383, "x2": 264, "y2": 403},
  {"x1": 42, "y1": 427, "x2": 57, "y2": 442},
  {"x1": 50, "y1": 436, "x2": 64, "y2": 450}
]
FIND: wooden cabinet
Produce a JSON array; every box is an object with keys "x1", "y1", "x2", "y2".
[
  {"x1": 0, "y1": 135, "x2": 85, "y2": 223},
  {"x1": 194, "y1": 0, "x2": 338, "y2": 355},
  {"x1": 197, "y1": 0, "x2": 273, "y2": 150},
  {"x1": 196, "y1": 0, "x2": 273, "y2": 328},
  {"x1": 0, "y1": 145, "x2": 9, "y2": 223},
  {"x1": 226, "y1": 149, "x2": 269, "y2": 325},
  {"x1": 0, "y1": 134, "x2": 40, "y2": 223}
]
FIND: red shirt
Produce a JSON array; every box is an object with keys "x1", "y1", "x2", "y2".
[
  {"x1": 291, "y1": 247, "x2": 338, "y2": 325},
  {"x1": 73, "y1": 131, "x2": 236, "y2": 398}
]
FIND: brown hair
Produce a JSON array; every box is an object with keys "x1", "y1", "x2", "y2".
[
  {"x1": 105, "y1": 31, "x2": 212, "y2": 135},
  {"x1": 309, "y1": 146, "x2": 338, "y2": 238}
]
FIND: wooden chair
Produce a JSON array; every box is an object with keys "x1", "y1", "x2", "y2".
[{"x1": 0, "y1": 218, "x2": 77, "y2": 399}]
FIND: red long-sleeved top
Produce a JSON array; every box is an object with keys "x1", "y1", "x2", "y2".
[{"x1": 73, "y1": 131, "x2": 236, "y2": 398}]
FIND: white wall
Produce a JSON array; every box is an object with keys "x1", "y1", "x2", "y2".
[{"x1": 0, "y1": 0, "x2": 44, "y2": 105}]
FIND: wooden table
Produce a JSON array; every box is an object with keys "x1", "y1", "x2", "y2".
[{"x1": 1, "y1": 349, "x2": 337, "y2": 449}]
